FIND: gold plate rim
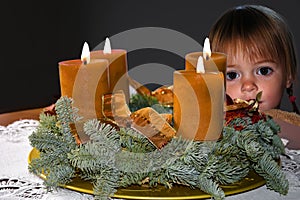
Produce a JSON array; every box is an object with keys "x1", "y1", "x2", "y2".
[{"x1": 28, "y1": 148, "x2": 265, "y2": 199}]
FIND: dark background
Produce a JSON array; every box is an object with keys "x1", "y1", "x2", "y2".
[{"x1": 1, "y1": 0, "x2": 299, "y2": 113}]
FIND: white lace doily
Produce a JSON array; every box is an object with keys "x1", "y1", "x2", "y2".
[
  {"x1": 0, "y1": 120, "x2": 92, "y2": 200},
  {"x1": 1, "y1": 119, "x2": 300, "y2": 200}
]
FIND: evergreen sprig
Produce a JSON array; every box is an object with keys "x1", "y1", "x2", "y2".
[
  {"x1": 253, "y1": 153, "x2": 289, "y2": 195},
  {"x1": 28, "y1": 96, "x2": 289, "y2": 200},
  {"x1": 129, "y1": 94, "x2": 159, "y2": 112},
  {"x1": 29, "y1": 97, "x2": 78, "y2": 188},
  {"x1": 129, "y1": 94, "x2": 173, "y2": 114},
  {"x1": 118, "y1": 127, "x2": 156, "y2": 153}
]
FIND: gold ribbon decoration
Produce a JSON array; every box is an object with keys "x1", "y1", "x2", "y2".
[
  {"x1": 102, "y1": 90, "x2": 176, "y2": 149},
  {"x1": 128, "y1": 77, "x2": 174, "y2": 106}
]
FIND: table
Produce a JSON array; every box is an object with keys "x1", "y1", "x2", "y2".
[{"x1": 1, "y1": 108, "x2": 300, "y2": 199}]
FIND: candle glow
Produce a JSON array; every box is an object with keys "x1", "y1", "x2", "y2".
[
  {"x1": 103, "y1": 37, "x2": 112, "y2": 54},
  {"x1": 196, "y1": 56, "x2": 205, "y2": 73},
  {"x1": 81, "y1": 42, "x2": 91, "y2": 64},
  {"x1": 203, "y1": 37, "x2": 211, "y2": 60}
]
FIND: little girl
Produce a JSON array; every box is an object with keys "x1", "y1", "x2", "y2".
[{"x1": 209, "y1": 5, "x2": 299, "y2": 114}]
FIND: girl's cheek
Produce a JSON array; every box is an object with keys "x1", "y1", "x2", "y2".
[{"x1": 226, "y1": 87, "x2": 238, "y2": 99}]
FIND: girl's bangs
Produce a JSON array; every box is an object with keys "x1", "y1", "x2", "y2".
[{"x1": 218, "y1": 34, "x2": 280, "y2": 64}]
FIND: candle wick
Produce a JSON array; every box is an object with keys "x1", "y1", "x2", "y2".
[
  {"x1": 83, "y1": 60, "x2": 87, "y2": 65},
  {"x1": 206, "y1": 55, "x2": 210, "y2": 61}
]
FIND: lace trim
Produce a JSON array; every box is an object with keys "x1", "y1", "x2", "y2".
[
  {"x1": 0, "y1": 177, "x2": 46, "y2": 199},
  {"x1": 0, "y1": 119, "x2": 39, "y2": 142}
]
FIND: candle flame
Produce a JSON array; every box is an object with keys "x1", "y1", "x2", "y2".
[
  {"x1": 104, "y1": 37, "x2": 112, "y2": 54},
  {"x1": 196, "y1": 56, "x2": 205, "y2": 73},
  {"x1": 203, "y1": 37, "x2": 211, "y2": 60},
  {"x1": 81, "y1": 42, "x2": 90, "y2": 64}
]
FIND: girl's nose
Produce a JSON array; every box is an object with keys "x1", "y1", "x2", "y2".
[{"x1": 241, "y1": 78, "x2": 258, "y2": 93}]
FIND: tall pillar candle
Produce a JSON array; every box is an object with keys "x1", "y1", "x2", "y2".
[
  {"x1": 186, "y1": 38, "x2": 227, "y2": 87},
  {"x1": 58, "y1": 58, "x2": 109, "y2": 119},
  {"x1": 173, "y1": 69, "x2": 224, "y2": 141},
  {"x1": 90, "y1": 39, "x2": 129, "y2": 101}
]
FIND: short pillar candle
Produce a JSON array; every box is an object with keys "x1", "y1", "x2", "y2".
[
  {"x1": 58, "y1": 58, "x2": 109, "y2": 119},
  {"x1": 173, "y1": 70, "x2": 224, "y2": 141}
]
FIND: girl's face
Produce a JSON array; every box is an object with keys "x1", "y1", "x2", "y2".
[{"x1": 226, "y1": 53, "x2": 291, "y2": 111}]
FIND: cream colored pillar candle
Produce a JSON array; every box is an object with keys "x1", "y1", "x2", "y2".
[
  {"x1": 58, "y1": 43, "x2": 109, "y2": 119},
  {"x1": 59, "y1": 59, "x2": 81, "y2": 97},
  {"x1": 173, "y1": 55, "x2": 225, "y2": 141},
  {"x1": 173, "y1": 70, "x2": 224, "y2": 141},
  {"x1": 90, "y1": 38, "x2": 129, "y2": 100},
  {"x1": 185, "y1": 52, "x2": 227, "y2": 76}
]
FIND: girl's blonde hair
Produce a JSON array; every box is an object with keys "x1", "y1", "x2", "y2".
[{"x1": 209, "y1": 5, "x2": 297, "y2": 81}]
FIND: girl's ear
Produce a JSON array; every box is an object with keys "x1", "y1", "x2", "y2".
[{"x1": 286, "y1": 74, "x2": 293, "y2": 88}]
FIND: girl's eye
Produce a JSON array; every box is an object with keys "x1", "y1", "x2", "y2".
[
  {"x1": 257, "y1": 67, "x2": 273, "y2": 76},
  {"x1": 226, "y1": 71, "x2": 240, "y2": 81}
]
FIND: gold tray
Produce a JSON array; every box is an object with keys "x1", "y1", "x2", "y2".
[{"x1": 28, "y1": 148, "x2": 265, "y2": 199}]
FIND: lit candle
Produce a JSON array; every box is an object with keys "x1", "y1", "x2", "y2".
[
  {"x1": 58, "y1": 42, "x2": 109, "y2": 119},
  {"x1": 173, "y1": 39, "x2": 225, "y2": 141},
  {"x1": 90, "y1": 37, "x2": 129, "y2": 100},
  {"x1": 185, "y1": 38, "x2": 227, "y2": 77}
]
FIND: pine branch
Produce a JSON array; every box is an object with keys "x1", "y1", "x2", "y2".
[
  {"x1": 256, "y1": 120, "x2": 276, "y2": 142},
  {"x1": 129, "y1": 94, "x2": 173, "y2": 114},
  {"x1": 83, "y1": 119, "x2": 120, "y2": 152},
  {"x1": 179, "y1": 142, "x2": 213, "y2": 172},
  {"x1": 55, "y1": 96, "x2": 81, "y2": 123},
  {"x1": 232, "y1": 129, "x2": 288, "y2": 195},
  {"x1": 118, "y1": 127, "x2": 156, "y2": 153},
  {"x1": 55, "y1": 97, "x2": 81, "y2": 150},
  {"x1": 253, "y1": 153, "x2": 289, "y2": 195},
  {"x1": 116, "y1": 137, "x2": 192, "y2": 188},
  {"x1": 38, "y1": 113, "x2": 60, "y2": 134},
  {"x1": 197, "y1": 176, "x2": 225, "y2": 200},
  {"x1": 256, "y1": 120, "x2": 285, "y2": 159},
  {"x1": 166, "y1": 159, "x2": 201, "y2": 187},
  {"x1": 44, "y1": 164, "x2": 75, "y2": 188},
  {"x1": 93, "y1": 167, "x2": 120, "y2": 200},
  {"x1": 265, "y1": 116, "x2": 281, "y2": 133},
  {"x1": 214, "y1": 159, "x2": 250, "y2": 185},
  {"x1": 29, "y1": 131, "x2": 63, "y2": 151},
  {"x1": 29, "y1": 154, "x2": 75, "y2": 188},
  {"x1": 28, "y1": 155, "x2": 49, "y2": 176},
  {"x1": 129, "y1": 94, "x2": 159, "y2": 112},
  {"x1": 272, "y1": 134, "x2": 285, "y2": 155},
  {"x1": 118, "y1": 172, "x2": 149, "y2": 187},
  {"x1": 29, "y1": 113, "x2": 63, "y2": 151},
  {"x1": 69, "y1": 142, "x2": 117, "y2": 174}
]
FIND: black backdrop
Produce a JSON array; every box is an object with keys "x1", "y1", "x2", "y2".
[{"x1": 1, "y1": 0, "x2": 299, "y2": 113}]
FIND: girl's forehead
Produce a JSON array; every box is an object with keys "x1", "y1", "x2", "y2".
[
  {"x1": 226, "y1": 50, "x2": 258, "y2": 64},
  {"x1": 223, "y1": 41, "x2": 277, "y2": 64}
]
